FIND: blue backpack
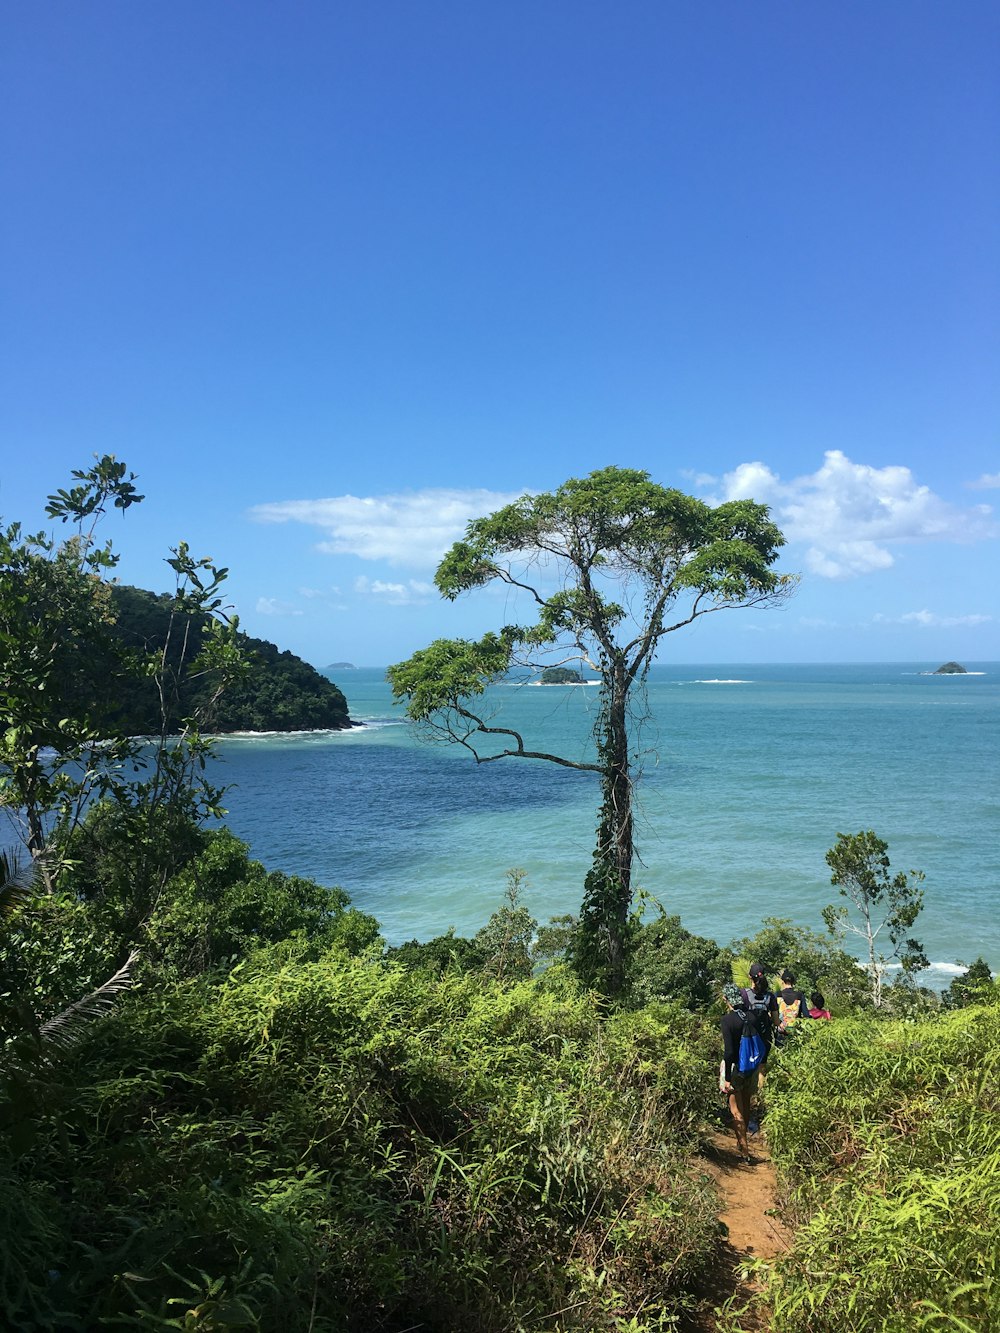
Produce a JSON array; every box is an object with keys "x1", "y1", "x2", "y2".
[{"x1": 736, "y1": 989, "x2": 770, "y2": 1074}]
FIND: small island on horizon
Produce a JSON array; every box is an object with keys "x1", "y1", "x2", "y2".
[
  {"x1": 932, "y1": 661, "x2": 968, "y2": 675},
  {"x1": 538, "y1": 665, "x2": 598, "y2": 685}
]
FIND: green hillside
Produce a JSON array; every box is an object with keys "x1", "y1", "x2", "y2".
[{"x1": 109, "y1": 584, "x2": 355, "y2": 733}]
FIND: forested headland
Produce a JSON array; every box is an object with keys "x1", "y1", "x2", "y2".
[
  {"x1": 2, "y1": 459, "x2": 996, "y2": 1331},
  {"x1": 108, "y1": 584, "x2": 355, "y2": 734}
]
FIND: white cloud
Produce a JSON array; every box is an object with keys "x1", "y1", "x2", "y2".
[
  {"x1": 873, "y1": 610, "x2": 993, "y2": 628},
  {"x1": 804, "y1": 540, "x2": 894, "y2": 579},
  {"x1": 354, "y1": 576, "x2": 436, "y2": 606},
  {"x1": 256, "y1": 597, "x2": 303, "y2": 616},
  {"x1": 298, "y1": 585, "x2": 342, "y2": 599},
  {"x1": 708, "y1": 450, "x2": 997, "y2": 580},
  {"x1": 250, "y1": 487, "x2": 525, "y2": 568},
  {"x1": 968, "y1": 472, "x2": 1000, "y2": 490}
]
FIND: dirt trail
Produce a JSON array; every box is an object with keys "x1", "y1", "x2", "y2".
[{"x1": 691, "y1": 1124, "x2": 791, "y2": 1330}]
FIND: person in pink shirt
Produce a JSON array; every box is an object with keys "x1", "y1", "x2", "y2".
[{"x1": 809, "y1": 990, "x2": 832, "y2": 1020}]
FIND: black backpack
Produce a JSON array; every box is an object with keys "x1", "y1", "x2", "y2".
[
  {"x1": 741, "y1": 986, "x2": 773, "y2": 1041},
  {"x1": 736, "y1": 1000, "x2": 768, "y2": 1075}
]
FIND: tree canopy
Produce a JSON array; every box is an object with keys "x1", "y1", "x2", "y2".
[{"x1": 823, "y1": 829, "x2": 928, "y2": 1008}]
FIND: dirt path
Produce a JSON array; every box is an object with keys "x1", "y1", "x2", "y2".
[{"x1": 691, "y1": 1124, "x2": 791, "y2": 1330}]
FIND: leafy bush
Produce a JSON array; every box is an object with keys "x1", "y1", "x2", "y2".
[
  {"x1": 627, "y1": 912, "x2": 733, "y2": 1009},
  {"x1": 145, "y1": 828, "x2": 381, "y2": 977},
  {"x1": 941, "y1": 956, "x2": 997, "y2": 1010},
  {"x1": 0, "y1": 953, "x2": 720, "y2": 1331},
  {"x1": 763, "y1": 1001, "x2": 1000, "y2": 1331},
  {"x1": 385, "y1": 927, "x2": 485, "y2": 976}
]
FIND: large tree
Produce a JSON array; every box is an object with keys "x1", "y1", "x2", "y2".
[{"x1": 388, "y1": 466, "x2": 793, "y2": 993}]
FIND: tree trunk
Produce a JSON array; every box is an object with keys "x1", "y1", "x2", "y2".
[
  {"x1": 579, "y1": 666, "x2": 634, "y2": 995},
  {"x1": 865, "y1": 907, "x2": 882, "y2": 1008}
]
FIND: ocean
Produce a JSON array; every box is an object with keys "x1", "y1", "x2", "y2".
[{"x1": 208, "y1": 663, "x2": 1000, "y2": 986}]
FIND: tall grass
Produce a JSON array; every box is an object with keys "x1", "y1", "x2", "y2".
[
  {"x1": 0, "y1": 951, "x2": 721, "y2": 1331},
  {"x1": 763, "y1": 1001, "x2": 1000, "y2": 1332}
]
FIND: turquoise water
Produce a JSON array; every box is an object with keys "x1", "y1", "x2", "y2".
[{"x1": 209, "y1": 663, "x2": 1000, "y2": 983}]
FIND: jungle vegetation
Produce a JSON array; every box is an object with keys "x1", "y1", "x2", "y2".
[{"x1": 2, "y1": 459, "x2": 996, "y2": 1330}]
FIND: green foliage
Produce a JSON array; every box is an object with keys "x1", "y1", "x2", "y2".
[
  {"x1": 540, "y1": 666, "x2": 585, "y2": 684},
  {"x1": 0, "y1": 460, "x2": 141, "y2": 868},
  {"x1": 824, "y1": 831, "x2": 928, "y2": 1008},
  {"x1": 386, "y1": 927, "x2": 487, "y2": 977},
  {"x1": 627, "y1": 912, "x2": 734, "y2": 1010},
  {"x1": 0, "y1": 890, "x2": 118, "y2": 1042},
  {"x1": 532, "y1": 912, "x2": 577, "y2": 967},
  {"x1": 1, "y1": 459, "x2": 246, "y2": 891},
  {"x1": 388, "y1": 879, "x2": 570, "y2": 986},
  {"x1": 56, "y1": 818, "x2": 379, "y2": 983},
  {"x1": 763, "y1": 1001, "x2": 1000, "y2": 1331},
  {"x1": 941, "y1": 957, "x2": 997, "y2": 1010},
  {"x1": 144, "y1": 829, "x2": 381, "y2": 979},
  {"x1": 473, "y1": 868, "x2": 536, "y2": 983},
  {"x1": 0, "y1": 953, "x2": 721, "y2": 1331},
  {"x1": 0, "y1": 849, "x2": 34, "y2": 921}
]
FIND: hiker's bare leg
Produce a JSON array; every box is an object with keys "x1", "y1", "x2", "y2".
[{"x1": 728, "y1": 1088, "x2": 750, "y2": 1156}]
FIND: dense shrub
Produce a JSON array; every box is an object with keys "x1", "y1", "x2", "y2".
[
  {"x1": 627, "y1": 912, "x2": 733, "y2": 1009},
  {"x1": 763, "y1": 1002, "x2": 1000, "y2": 1332},
  {"x1": 0, "y1": 953, "x2": 720, "y2": 1331},
  {"x1": 145, "y1": 828, "x2": 381, "y2": 977},
  {"x1": 385, "y1": 927, "x2": 486, "y2": 976}
]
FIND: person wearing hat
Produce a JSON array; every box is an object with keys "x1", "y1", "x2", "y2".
[{"x1": 719, "y1": 979, "x2": 772, "y2": 1164}]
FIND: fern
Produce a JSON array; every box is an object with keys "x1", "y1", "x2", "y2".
[
  {"x1": 37, "y1": 949, "x2": 139, "y2": 1052},
  {"x1": 0, "y1": 850, "x2": 35, "y2": 920}
]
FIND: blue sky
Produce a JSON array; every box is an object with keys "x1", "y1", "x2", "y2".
[{"x1": 3, "y1": 2, "x2": 998, "y2": 668}]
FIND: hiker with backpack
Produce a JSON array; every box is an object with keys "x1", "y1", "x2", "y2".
[
  {"x1": 745, "y1": 961, "x2": 780, "y2": 1086},
  {"x1": 775, "y1": 968, "x2": 811, "y2": 1045},
  {"x1": 719, "y1": 974, "x2": 776, "y2": 1165}
]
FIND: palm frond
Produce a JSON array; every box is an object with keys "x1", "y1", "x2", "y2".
[
  {"x1": 38, "y1": 950, "x2": 140, "y2": 1052},
  {"x1": 0, "y1": 848, "x2": 36, "y2": 918}
]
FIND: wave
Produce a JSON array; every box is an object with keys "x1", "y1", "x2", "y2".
[
  {"x1": 689, "y1": 678, "x2": 753, "y2": 685},
  {"x1": 224, "y1": 728, "x2": 357, "y2": 739},
  {"x1": 524, "y1": 680, "x2": 601, "y2": 687},
  {"x1": 884, "y1": 961, "x2": 978, "y2": 991}
]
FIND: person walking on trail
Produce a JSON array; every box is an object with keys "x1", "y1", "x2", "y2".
[
  {"x1": 740, "y1": 963, "x2": 779, "y2": 1136},
  {"x1": 745, "y1": 962, "x2": 779, "y2": 1078},
  {"x1": 809, "y1": 990, "x2": 832, "y2": 1020},
  {"x1": 720, "y1": 981, "x2": 768, "y2": 1165},
  {"x1": 775, "y1": 968, "x2": 810, "y2": 1044}
]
